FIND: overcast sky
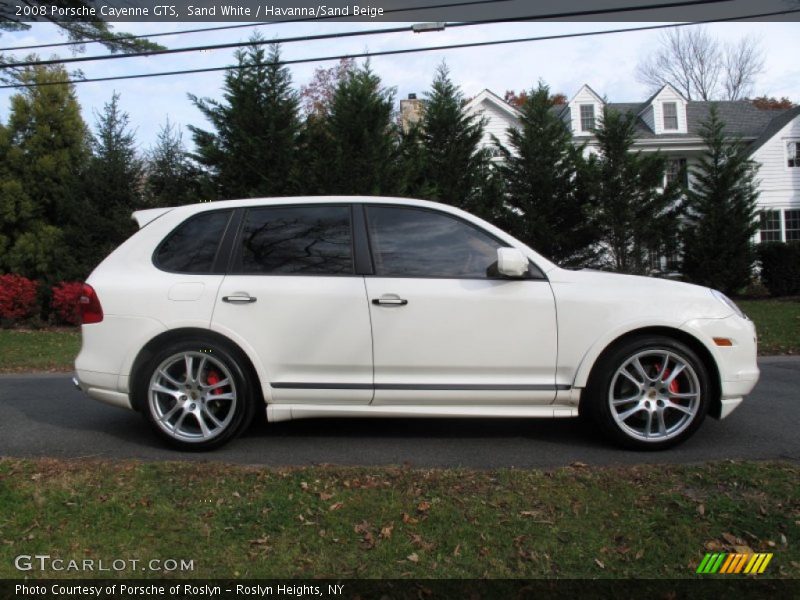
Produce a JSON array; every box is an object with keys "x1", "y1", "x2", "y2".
[{"x1": 1, "y1": 20, "x2": 798, "y2": 151}]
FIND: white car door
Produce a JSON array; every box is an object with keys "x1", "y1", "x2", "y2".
[
  {"x1": 362, "y1": 204, "x2": 559, "y2": 406},
  {"x1": 211, "y1": 204, "x2": 373, "y2": 405}
]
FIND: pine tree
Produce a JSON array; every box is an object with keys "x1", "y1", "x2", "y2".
[
  {"x1": 395, "y1": 123, "x2": 431, "y2": 199},
  {"x1": 145, "y1": 119, "x2": 206, "y2": 207},
  {"x1": 590, "y1": 107, "x2": 683, "y2": 274},
  {"x1": 189, "y1": 39, "x2": 301, "y2": 199},
  {"x1": 0, "y1": 64, "x2": 90, "y2": 281},
  {"x1": 82, "y1": 92, "x2": 144, "y2": 269},
  {"x1": 497, "y1": 82, "x2": 599, "y2": 266},
  {"x1": 309, "y1": 61, "x2": 399, "y2": 195},
  {"x1": 420, "y1": 63, "x2": 489, "y2": 212},
  {"x1": 681, "y1": 105, "x2": 759, "y2": 293}
]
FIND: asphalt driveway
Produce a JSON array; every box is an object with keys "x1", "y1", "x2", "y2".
[{"x1": 0, "y1": 357, "x2": 797, "y2": 468}]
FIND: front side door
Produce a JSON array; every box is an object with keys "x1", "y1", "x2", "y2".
[
  {"x1": 212, "y1": 204, "x2": 373, "y2": 404},
  {"x1": 363, "y1": 204, "x2": 558, "y2": 406}
]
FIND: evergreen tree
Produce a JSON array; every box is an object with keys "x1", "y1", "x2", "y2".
[
  {"x1": 82, "y1": 92, "x2": 144, "y2": 269},
  {"x1": 590, "y1": 107, "x2": 683, "y2": 274},
  {"x1": 0, "y1": 64, "x2": 90, "y2": 281},
  {"x1": 681, "y1": 105, "x2": 759, "y2": 293},
  {"x1": 420, "y1": 63, "x2": 489, "y2": 212},
  {"x1": 145, "y1": 119, "x2": 206, "y2": 207},
  {"x1": 189, "y1": 39, "x2": 301, "y2": 199},
  {"x1": 395, "y1": 123, "x2": 431, "y2": 199},
  {"x1": 319, "y1": 61, "x2": 399, "y2": 195},
  {"x1": 497, "y1": 82, "x2": 599, "y2": 266}
]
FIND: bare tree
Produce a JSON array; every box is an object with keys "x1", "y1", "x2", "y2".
[
  {"x1": 636, "y1": 27, "x2": 763, "y2": 101},
  {"x1": 722, "y1": 36, "x2": 765, "y2": 100}
]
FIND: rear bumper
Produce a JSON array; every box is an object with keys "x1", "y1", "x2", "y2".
[{"x1": 73, "y1": 370, "x2": 132, "y2": 410}]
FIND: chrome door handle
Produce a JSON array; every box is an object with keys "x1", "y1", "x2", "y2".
[
  {"x1": 372, "y1": 296, "x2": 408, "y2": 306},
  {"x1": 222, "y1": 294, "x2": 257, "y2": 304}
]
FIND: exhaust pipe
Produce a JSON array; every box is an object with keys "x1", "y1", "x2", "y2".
[{"x1": 72, "y1": 376, "x2": 82, "y2": 391}]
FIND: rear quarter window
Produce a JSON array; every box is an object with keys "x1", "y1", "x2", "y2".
[{"x1": 154, "y1": 210, "x2": 232, "y2": 273}]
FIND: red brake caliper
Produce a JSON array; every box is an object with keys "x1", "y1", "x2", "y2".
[
  {"x1": 206, "y1": 370, "x2": 224, "y2": 395},
  {"x1": 657, "y1": 365, "x2": 680, "y2": 395}
]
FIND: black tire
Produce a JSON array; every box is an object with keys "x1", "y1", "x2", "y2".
[
  {"x1": 585, "y1": 335, "x2": 709, "y2": 450},
  {"x1": 134, "y1": 338, "x2": 257, "y2": 451}
]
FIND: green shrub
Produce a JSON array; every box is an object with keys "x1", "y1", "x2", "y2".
[{"x1": 758, "y1": 242, "x2": 800, "y2": 296}]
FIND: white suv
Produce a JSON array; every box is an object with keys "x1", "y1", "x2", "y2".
[{"x1": 74, "y1": 196, "x2": 759, "y2": 451}]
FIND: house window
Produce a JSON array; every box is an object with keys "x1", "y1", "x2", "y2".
[
  {"x1": 788, "y1": 141, "x2": 800, "y2": 168},
  {"x1": 759, "y1": 210, "x2": 782, "y2": 242},
  {"x1": 665, "y1": 158, "x2": 688, "y2": 187},
  {"x1": 580, "y1": 104, "x2": 595, "y2": 132},
  {"x1": 663, "y1": 102, "x2": 678, "y2": 130},
  {"x1": 786, "y1": 210, "x2": 800, "y2": 241}
]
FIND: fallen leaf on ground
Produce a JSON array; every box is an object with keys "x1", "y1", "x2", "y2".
[{"x1": 407, "y1": 553, "x2": 419, "y2": 563}]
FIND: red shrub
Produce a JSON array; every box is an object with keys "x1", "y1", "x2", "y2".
[
  {"x1": 51, "y1": 281, "x2": 84, "y2": 325},
  {"x1": 0, "y1": 274, "x2": 39, "y2": 322}
]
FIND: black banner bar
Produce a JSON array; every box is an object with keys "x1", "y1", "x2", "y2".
[
  {"x1": 2, "y1": 579, "x2": 799, "y2": 600},
  {"x1": 2, "y1": 0, "x2": 800, "y2": 23}
]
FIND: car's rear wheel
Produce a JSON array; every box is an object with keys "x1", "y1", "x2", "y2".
[
  {"x1": 138, "y1": 340, "x2": 255, "y2": 451},
  {"x1": 586, "y1": 335, "x2": 709, "y2": 450}
]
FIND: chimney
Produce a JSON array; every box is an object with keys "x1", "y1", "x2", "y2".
[{"x1": 399, "y1": 93, "x2": 424, "y2": 133}]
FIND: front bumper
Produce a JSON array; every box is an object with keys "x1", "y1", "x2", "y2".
[{"x1": 682, "y1": 314, "x2": 759, "y2": 420}]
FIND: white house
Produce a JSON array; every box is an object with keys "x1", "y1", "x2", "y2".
[{"x1": 459, "y1": 83, "x2": 800, "y2": 247}]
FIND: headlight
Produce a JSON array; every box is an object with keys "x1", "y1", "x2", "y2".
[{"x1": 710, "y1": 289, "x2": 746, "y2": 319}]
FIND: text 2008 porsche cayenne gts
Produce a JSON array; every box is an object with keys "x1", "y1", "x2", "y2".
[{"x1": 73, "y1": 197, "x2": 759, "y2": 450}]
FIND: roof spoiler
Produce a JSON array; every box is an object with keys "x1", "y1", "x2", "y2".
[{"x1": 132, "y1": 207, "x2": 174, "y2": 229}]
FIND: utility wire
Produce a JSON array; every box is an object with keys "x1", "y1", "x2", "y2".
[
  {"x1": 1, "y1": 0, "x2": 734, "y2": 68},
  {"x1": 1, "y1": 7, "x2": 797, "y2": 90},
  {"x1": 0, "y1": 0, "x2": 514, "y2": 53}
]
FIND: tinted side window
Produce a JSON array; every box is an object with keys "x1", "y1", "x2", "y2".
[
  {"x1": 366, "y1": 206, "x2": 503, "y2": 278},
  {"x1": 155, "y1": 210, "x2": 232, "y2": 273},
  {"x1": 238, "y1": 205, "x2": 353, "y2": 275}
]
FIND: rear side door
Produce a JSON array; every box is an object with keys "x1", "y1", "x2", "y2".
[
  {"x1": 362, "y1": 204, "x2": 558, "y2": 406},
  {"x1": 211, "y1": 204, "x2": 373, "y2": 405}
]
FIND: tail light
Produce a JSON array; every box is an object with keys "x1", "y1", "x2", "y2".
[{"x1": 79, "y1": 284, "x2": 103, "y2": 324}]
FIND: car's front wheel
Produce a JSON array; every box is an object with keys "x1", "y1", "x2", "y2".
[
  {"x1": 586, "y1": 336, "x2": 710, "y2": 450},
  {"x1": 137, "y1": 340, "x2": 255, "y2": 451}
]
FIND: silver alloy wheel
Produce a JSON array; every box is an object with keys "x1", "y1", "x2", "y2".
[
  {"x1": 608, "y1": 349, "x2": 701, "y2": 442},
  {"x1": 148, "y1": 351, "x2": 237, "y2": 443}
]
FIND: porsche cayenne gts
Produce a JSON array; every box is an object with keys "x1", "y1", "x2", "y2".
[{"x1": 73, "y1": 197, "x2": 759, "y2": 450}]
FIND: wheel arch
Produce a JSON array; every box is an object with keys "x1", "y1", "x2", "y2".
[
  {"x1": 575, "y1": 325, "x2": 722, "y2": 419},
  {"x1": 129, "y1": 327, "x2": 264, "y2": 412}
]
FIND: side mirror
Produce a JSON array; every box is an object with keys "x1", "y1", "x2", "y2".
[{"x1": 496, "y1": 247, "x2": 529, "y2": 278}]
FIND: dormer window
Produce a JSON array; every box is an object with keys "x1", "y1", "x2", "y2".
[
  {"x1": 663, "y1": 102, "x2": 678, "y2": 130},
  {"x1": 580, "y1": 104, "x2": 596, "y2": 132}
]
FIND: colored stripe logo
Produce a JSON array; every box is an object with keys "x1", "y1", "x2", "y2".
[{"x1": 696, "y1": 553, "x2": 773, "y2": 574}]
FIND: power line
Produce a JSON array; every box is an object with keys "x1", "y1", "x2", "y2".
[
  {"x1": 0, "y1": 0, "x2": 513, "y2": 53},
  {"x1": 1, "y1": 0, "x2": 734, "y2": 68},
  {"x1": 2, "y1": 7, "x2": 796, "y2": 90}
]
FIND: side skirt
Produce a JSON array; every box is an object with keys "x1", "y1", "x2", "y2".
[{"x1": 266, "y1": 404, "x2": 579, "y2": 423}]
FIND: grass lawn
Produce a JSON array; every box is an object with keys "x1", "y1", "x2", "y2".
[
  {"x1": 0, "y1": 458, "x2": 797, "y2": 579},
  {"x1": 0, "y1": 328, "x2": 80, "y2": 373},
  {"x1": 738, "y1": 299, "x2": 800, "y2": 355}
]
